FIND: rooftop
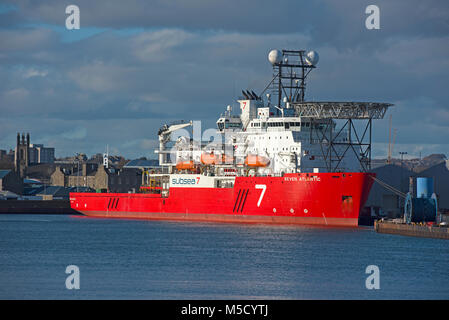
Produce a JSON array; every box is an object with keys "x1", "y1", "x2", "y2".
[{"x1": 124, "y1": 159, "x2": 159, "y2": 169}]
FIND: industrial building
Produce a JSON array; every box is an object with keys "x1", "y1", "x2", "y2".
[
  {"x1": 365, "y1": 164, "x2": 414, "y2": 218},
  {"x1": 365, "y1": 160, "x2": 449, "y2": 218},
  {"x1": 418, "y1": 160, "x2": 449, "y2": 211}
]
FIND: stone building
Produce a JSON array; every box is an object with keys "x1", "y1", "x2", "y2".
[
  {"x1": 51, "y1": 163, "x2": 141, "y2": 193},
  {"x1": 0, "y1": 149, "x2": 14, "y2": 170},
  {"x1": 14, "y1": 133, "x2": 55, "y2": 178}
]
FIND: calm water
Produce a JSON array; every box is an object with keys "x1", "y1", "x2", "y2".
[{"x1": 0, "y1": 214, "x2": 448, "y2": 299}]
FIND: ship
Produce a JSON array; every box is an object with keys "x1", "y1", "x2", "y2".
[{"x1": 70, "y1": 49, "x2": 392, "y2": 227}]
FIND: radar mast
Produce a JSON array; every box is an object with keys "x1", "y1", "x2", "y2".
[{"x1": 262, "y1": 49, "x2": 318, "y2": 110}]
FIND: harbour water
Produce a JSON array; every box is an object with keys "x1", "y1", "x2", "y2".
[{"x1": 0, "y1": 214, "x2": 448, "y2": 299}]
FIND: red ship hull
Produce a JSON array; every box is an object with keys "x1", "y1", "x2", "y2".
[{"x1": 70, "y1": 172, "x2": 374, "y2": 227}]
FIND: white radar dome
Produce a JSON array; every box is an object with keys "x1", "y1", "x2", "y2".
[
  {"x1": 268, "y1": 49, "x2": 282, "y2": 65},
  {"x1": 305, "y1": 50, "x2": 319, "y2": 66}
]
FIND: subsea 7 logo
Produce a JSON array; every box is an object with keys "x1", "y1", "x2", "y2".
[
  {"x1": 255, "y1": 184, "x2": 266, "y2": 207},
  {"x1": 196, "y1": 177, "x2": 200, "y2": 184}
]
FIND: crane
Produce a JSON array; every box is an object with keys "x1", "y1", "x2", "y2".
[{"x1": 157, "y1": 121, "x2": 193, "y2": 165}]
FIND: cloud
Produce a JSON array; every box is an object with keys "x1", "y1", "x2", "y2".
[
  {"x1": 0, "y1": 0, "x2": 448, "y2": 159},
  {"x1": 132, "y1": 29, "x2": 194, "y2": 62},
  {"x1": 23, "y1": 67, "x2": 48, "y2": 78}
]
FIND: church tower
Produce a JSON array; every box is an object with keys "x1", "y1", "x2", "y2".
[{"x1": 15, "y1": 132, "x2": 30, "y2": 178}]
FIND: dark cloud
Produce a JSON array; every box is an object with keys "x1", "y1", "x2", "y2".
[
  {"x1": 4, "y1": 0, "x2": 448, "y2": 45},
  {"x1": 0, "y1": 0, "x2": 448, "y2": 158}
]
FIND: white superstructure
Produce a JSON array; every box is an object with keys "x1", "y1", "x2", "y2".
[
  {"x1": 214, "y1": 98, "x2": 359, "y2": 174},
  {"x1": 156, "y1": 49, "x2": 392, "y2": 176}
]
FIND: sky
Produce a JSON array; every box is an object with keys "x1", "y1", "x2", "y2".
[{"x1": 0, "y1": 0, "x2": 448, "y2": 160}]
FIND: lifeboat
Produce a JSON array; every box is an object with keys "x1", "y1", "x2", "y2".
[
  {"x1": 176, "y1": 160, "x2": 195, "y2": 170},
  {"x1": 244, "y1": 154, "x2": 270, "y2": 167},
  {"x1": 201, "y1": 152, "x2": 219, "y2": 165},
  {"x1": 201, "y1": 152, "x2": 235, "y2": 165}
]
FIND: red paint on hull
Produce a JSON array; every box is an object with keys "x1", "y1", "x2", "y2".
[{"x1": 70, "y1": 172, "x2": 374, "y2": 227}]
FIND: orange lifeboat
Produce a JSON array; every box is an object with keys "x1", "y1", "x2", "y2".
[
  {"x1": 201, "y1": 152, "x2": 219, "y2": 165},
  {"x1": 201, "y1": 152, "x2": 235, "y2": 165},
  {"x1": 244, "y1": 154, "x2": 270, "y2": 167},
  {"x1": 176, "y1": 160, "x2": 195, "y2": 171}
]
